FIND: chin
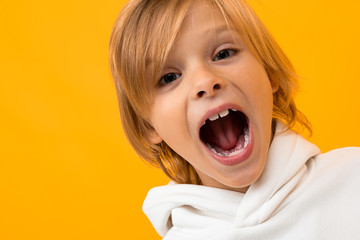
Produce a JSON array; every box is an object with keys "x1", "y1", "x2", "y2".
[{"x1": 222, "y1": 168, "x2": 264, "y2": 191}]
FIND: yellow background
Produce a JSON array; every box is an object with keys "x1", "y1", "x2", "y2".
[{"x1": 0, "y1": 0, "x2": 359, "y2": 239}]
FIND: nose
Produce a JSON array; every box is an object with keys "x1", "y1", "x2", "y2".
[{"x1": 191, "y1": 67, "x2": 225, "y2": 99}]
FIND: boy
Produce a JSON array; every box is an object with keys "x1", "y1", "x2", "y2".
[{"x1": 109, "y1": 0, "x2": 360, "y2": 239}]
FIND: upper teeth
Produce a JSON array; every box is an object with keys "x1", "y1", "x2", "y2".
[{"x1": 208, "y1": 109, "x2": 233, "y2": 121}]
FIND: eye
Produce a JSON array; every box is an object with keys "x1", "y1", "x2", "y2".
[
  {"x1": 159, "y1": 73, "x2": 181, "y2": 85},
  {"x1": 213, "y1": 49, "x2": 237, "y2": 61}
]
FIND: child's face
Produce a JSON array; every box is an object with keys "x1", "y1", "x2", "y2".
[{"x1": 148, "y1": 1, "x2": 278, "y2": 192}]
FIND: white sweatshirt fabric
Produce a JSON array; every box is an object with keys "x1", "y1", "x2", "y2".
[{"x1": 143, "y1": 122, "x2": 360, "y2": 239}]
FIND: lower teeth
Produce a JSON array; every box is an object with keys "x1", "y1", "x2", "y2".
[{"x1": 206, "y1": 127, "x2": 249, "y2": 157}]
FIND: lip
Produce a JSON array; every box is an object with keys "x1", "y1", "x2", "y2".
[{"x1": 198, "y1": 103, "x2": 253, "y2": 166}]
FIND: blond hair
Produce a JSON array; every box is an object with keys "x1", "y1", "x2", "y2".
[{"x1": 109, "y1": 0, "x2": 311, "y2": 184}]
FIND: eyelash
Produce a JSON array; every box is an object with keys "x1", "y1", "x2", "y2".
[
  {"x1": 213, "y1": 48, "x2": 237, "y2": 61},
  {"x1": 157, "y1": 48, "x2": 238, "y2": 86},
  {"x1": 158, "y1": 73, "x2": 181, "y2": 86}
]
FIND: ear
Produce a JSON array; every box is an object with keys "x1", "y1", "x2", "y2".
[
  {"x1": 271, "y1": 80, "x2": 279, "y2": 93},
  {"x1": 147, "y1": 127, "x2": 163, "y2": 144}
]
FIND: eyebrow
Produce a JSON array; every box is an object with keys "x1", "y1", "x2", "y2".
[
  {"x1": 145, "y1": 58, "x2": 153, "y2": 66},
  {"x1": 202, "y1": 24, "x2": 232, "y2": 35},
  {"x1": 145, "y1": 25, "x2": 236, "y2": 66}
]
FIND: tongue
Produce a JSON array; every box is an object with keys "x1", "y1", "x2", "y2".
[{"x1": 202, "y1": 114, "x2": 243, "y2": 150}]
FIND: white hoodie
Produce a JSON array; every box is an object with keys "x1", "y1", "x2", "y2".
[{"x1": 143, "y1": 122, "x2": 360, "y2": 239}]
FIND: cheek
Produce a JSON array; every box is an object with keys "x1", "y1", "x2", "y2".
[
  {"x1": 150, "y1": 94, "x2": 186, "y2": 141},
  {"x1": 151, "y1": 98, "x2": 171, "y2": 132},
  {"x1": 238, "y1": 69, "x2": 274, "y2": 113},
  {"x1": 250, "y1": 69, "x2": 274, "y2": 111}
]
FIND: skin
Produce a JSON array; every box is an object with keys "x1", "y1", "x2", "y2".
[{"x1": 147, "y1": 1, "x2": 278, "y2": 193}]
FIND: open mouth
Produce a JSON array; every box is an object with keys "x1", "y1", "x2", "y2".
[{"x1": 200, "y1": 109, "x2": 249, "y2": 157}]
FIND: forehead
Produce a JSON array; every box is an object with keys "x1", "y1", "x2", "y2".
[
  {"x1": 146, "y1": 1, "x2": 234, "y2": 64},
  {"x1": 183, "y1": 1, "x2": 228, "y2": 32},
  {"x1": 175, "y1": 2, "x2": 238, "y2": 46}
]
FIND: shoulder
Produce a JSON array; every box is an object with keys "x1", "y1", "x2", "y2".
[
  {"x1": 312, "y1": 147, "x2": 360, "y2": 180},
  {"x1": 316, "y1": 147, "x2": 360, "y2": 164}
]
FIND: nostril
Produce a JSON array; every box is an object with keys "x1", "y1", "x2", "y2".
[
  {"x1": 197, "y1": 91, "x2": 205, "y2": 97},
  {"x1": 197, "y1": 84, "x2": 221, "y2": 98},
  {"x1": 213, "y1": 83, "x2": 220, "y2": 90}
]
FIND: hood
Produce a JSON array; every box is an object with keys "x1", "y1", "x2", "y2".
[{"x1": 142, "y1": 121, "x2": 320, "y2": 237}]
